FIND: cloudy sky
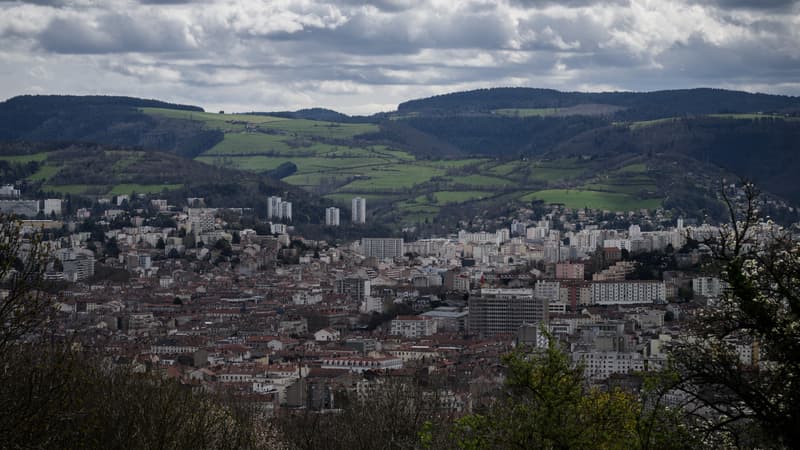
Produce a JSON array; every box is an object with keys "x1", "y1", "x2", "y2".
[{"x1": 1, "y1": 0, "x2": 799, "y2": 114}]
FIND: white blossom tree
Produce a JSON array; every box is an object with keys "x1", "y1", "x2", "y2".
[{"x1": 671, "y1": 183, "x2": 800, "y2": 448}]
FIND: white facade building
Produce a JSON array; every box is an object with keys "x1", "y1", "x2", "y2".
[
  {"x1": 279, "y1": 201, "x2": 292, "y2": 221},
  {"x1": 361, "y1": 238, "x2": 404, "y2": 259},
  {"x1": 390, "y1": 316, "x2": 438, "y2": 338},
  {"x1": 267, "y1": 196, "x2": 282, "y2": 219},
  {"x1": 590, "y1": 281, "x2": 666, "y2": 305},
  {"x1": 573, "y1": 351, "x2": 646, "y2": 380},
  {"x1": 325, "y1": 207, "x2": 340, "y2": 226},
  {"x1": 43, "y1": 199, "x2": 62, "y2": 216},
  {"x1": 352, "y1": 197, "x2": 366, "y2": 224}
]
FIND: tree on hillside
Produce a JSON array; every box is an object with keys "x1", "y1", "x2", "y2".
[
  {"x1": 670, "y1": 183, "x2": 800, "y2": 448},
  {"x1": 0, "y1": 214, "x2": 51, "y2": 354},
  {"x1": 452, "y1": 340, "x2": 696, "y2": 450},
  {"x1": 276, "y1": 375, "x2": 456, "y2": 450},
  {"x1": 0, "y1": 214, "x2": 281, "y2": 449}
]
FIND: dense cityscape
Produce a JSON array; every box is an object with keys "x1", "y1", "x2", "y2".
[
  {"x1": 1, "y1": 182, "x2": 767, "y2": 414},
  {"x1": 3, "y1": 0, "x2": 800, "y2": 447}
]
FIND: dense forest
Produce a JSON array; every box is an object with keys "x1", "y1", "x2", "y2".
[
  {"x1": 397, "y1": 87, "x2": 800, "y2": 119},
  {"x1": 0, "y1": 95, "x2": 221, "y2": 158}
]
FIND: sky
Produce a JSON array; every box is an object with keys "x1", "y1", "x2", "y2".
[{"x1": 1, "y1": 0, "x2": 799, "y2": 115}]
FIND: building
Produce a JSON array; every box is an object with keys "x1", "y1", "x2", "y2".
[
  {"x1": 279, "y1": 201, "x2": 292, "y2": 221},
  {"x1": 590, "y1": 281, "x2": 666, "y2": 305},
  {"x1": 534, "y1": 280, "x2": 561, "y2": 303},
  {"x1": 361, "y1": 238, "x2": 404, "y2": 260},
  {"x1": 420, "y1": 307, "x2": 468, "y2": 333},
  {"x1": 325, "y1": 207, "x2": 340, "y2": 226},
  {"x1": 468, "y1": 288, "x2": 549, "y2": 337},
  {"x1": 320, "y1": 356, "x2": 402, "y2": 373},
  {"x1": 187, "y1": 208, "x2": 216, "y2": 233},
  {"x1": 0, "y1": 200, "x2": 39, "y2": 217},
  {"x1": 61, "y1": 250, "x2": 95, "y2": 282},
  {"x1": 42, "y1": 199, "x2": 62, "y2": 217},
  {"x1": 692, "y1": 277, "x2": 729, "y2": 299},
  {"x1": 335, "y1": 276, "x2": 371, "y2": 301},
  {"x1": 0, "y1": 184, "x2": 20, "y2": 198},
  {"x1": 267, "y1": 196, "x2": 282, "y2": 219},
  {"x1": 314, "y1": 328, "x2": 341, "y2": 342},
  {"x1": 390, "y1": 315, "x2": 438, "y2": 338},
  {"x1": 151, "y1": 199, "x2": 168, "y2": 211},
  {"x1": 351, "y1": 197, "x2": 366, "y2": 224},
  {"x1": 556, "y1": 263, "x2": 584, "y2": 280},
  {"x1": 573, "y1": 351, "x2": 646, "y2": 380}
]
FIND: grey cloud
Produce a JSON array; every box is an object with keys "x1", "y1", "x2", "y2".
[
  {"x1": 261, "y1": 7, "x2": 516, "y2": 56},
  {"x1": 658, "y1": 34, "x2": 800, "y2": 82},
  {"x1": 38, "y1": 13, "x2": 194, "y2": 54},
  {"x1": 509, "y1": 0, "x2": 630, "y2": 7},
  {"x1": 138, "y1": 0, "x2": 196, "y2": 4},
  {"x1": 2, "y1": 0, "x2": 800, "y2": 113},
  {"x1": 332, "y1": 0, "x2": 416, "y2": 12},
  {"x1": 692, "y1": 0, "x2": 799, "y2": 10},
  {"x1": 0, "y1": 0, "x2": 66, "y2": 4}
]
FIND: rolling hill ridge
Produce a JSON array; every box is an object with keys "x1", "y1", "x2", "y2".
[{"x1": 1, "y1": 89, "x2": 799, "y2": 228}]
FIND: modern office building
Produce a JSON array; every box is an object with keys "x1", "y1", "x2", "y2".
[
  {"x1": 361, "y1": 237, "x2": 404, "y2": 259},
  {"x1": 468, "y1": 288, "x2": 549, "y2": 337}
]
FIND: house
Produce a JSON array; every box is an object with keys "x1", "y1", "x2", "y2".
[{"x1": 314, "y1": 328, "x2": 341, "y2": 342}]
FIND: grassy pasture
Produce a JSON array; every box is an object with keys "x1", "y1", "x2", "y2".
[
  {"x1": 413, "y1": 190, "x2": 492, "y2": 205},
  {"x1": 41, "y1": 184, "x2": 94, "y2": 195},
  {"x1": 204, "y1": 133, "x2": 293, "y2": 155},
  {"x1": 108, "y1": 184, "x2": 183, "y2": 196},
  {"x1": 448, "y1": 174, "x2": 513, "y2": 188},
  {"x1": 338, "y1": 164, "x2": 444, "y2": 191},
  {"x1": 708, "y1": 113, "x2": 800, "y2": 121},
  {"x1": 493, "y1": 108, "x2": 560, "y2": 117},
  {"x1": 27, "y1": 165, "x2": 60, "y2": 181},
  {"x1": 0, "y1": 152, "x2": 49, "y2": 163},
  {"x1": 521, "y1": 189, "x2": 662, "y2": 211}
]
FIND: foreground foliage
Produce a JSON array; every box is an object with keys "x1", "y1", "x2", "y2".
[
  {"x1": 451, "y1": 341, "x2": 695, "y2": 450},
  {"x1": 671, "y1": 184, "x2": 800, "y2": 448}
]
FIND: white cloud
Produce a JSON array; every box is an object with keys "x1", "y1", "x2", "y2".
[{"x1": 0, "y1": 0, "x2": 797, "y2": 113}]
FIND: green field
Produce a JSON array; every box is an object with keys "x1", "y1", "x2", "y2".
[
  {"x1": 493, "y1": 108, "x2": 560, "y2": 117},
  {"x1": 256, "y1": 119, "x2": 377, "y2": 140},
  {"x1": 145, "y1": 106, "x2": 673, "y2": 223},
  {"x1": 530, "y1": 167, "x2": 584, "y2": 182},
  {"x1": 414, "y1": 190, "x2": 493, "y2": 205},
  {"x1": 140, "y1": 107, "x2": 287, "y2": 129},
  {"x1": 324, "y1": 193, "x2": 400, "y2": 204},
  {"x1": 27, "y1": 164, "x2": 60, "y2": 181},
  {"x1": 108, "y1": 184, "x2": 183, "y2": 196},
  {"x1": 629, "y1": 117, "x2": 679, "y2": 130},
  {"x1": 582, "y1": 182, "x2": 658, "y2": 195},
  {"x1": 521, "y1": 189, "x2": 662, "y2": 211},
  {"x1": 0, "y1": 152, "x2": 49, "y2": 163},
  {"x1": 708, "y1": 113, "x2": 800, "y2": 121},
  {"x1": 338, "y1": 164, "x2": 444, "y2": 191},
  {"x1": 204, "y1": 133, "x2": 293, "y2": 155},
  {"x1": 142, "y1": 107, "x2": 377, "y2": 139},
  {"x1": 448, "y1": 174, "x2": 513, "y2": 188},
  {"x1": 41, "y1": 184, "x2": 95, "y2": 195}
]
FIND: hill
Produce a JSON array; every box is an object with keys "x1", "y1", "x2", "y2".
[
  {"x1": 2, "y1": 89, "x2": 799, "y2": 228},
  {"x1": 397, "y1": 87, "x2": 800, "y2": 120},
  {"x1": 0, "y1": 95, "x2": 222, "y2": 158},
  {"x1": 0, "y1": 141, "x2": 331, "y2": 222}
]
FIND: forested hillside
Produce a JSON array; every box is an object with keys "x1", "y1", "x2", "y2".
[
  {"x1": 397, "y1": 87, "x2": 800, "y2": 119},
  {"x1": 0, "y1": 95, "x2": 222, "y2": 158},
  {"x1": 2, "y1": 88, "x2": 800, "y2": 226}
]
